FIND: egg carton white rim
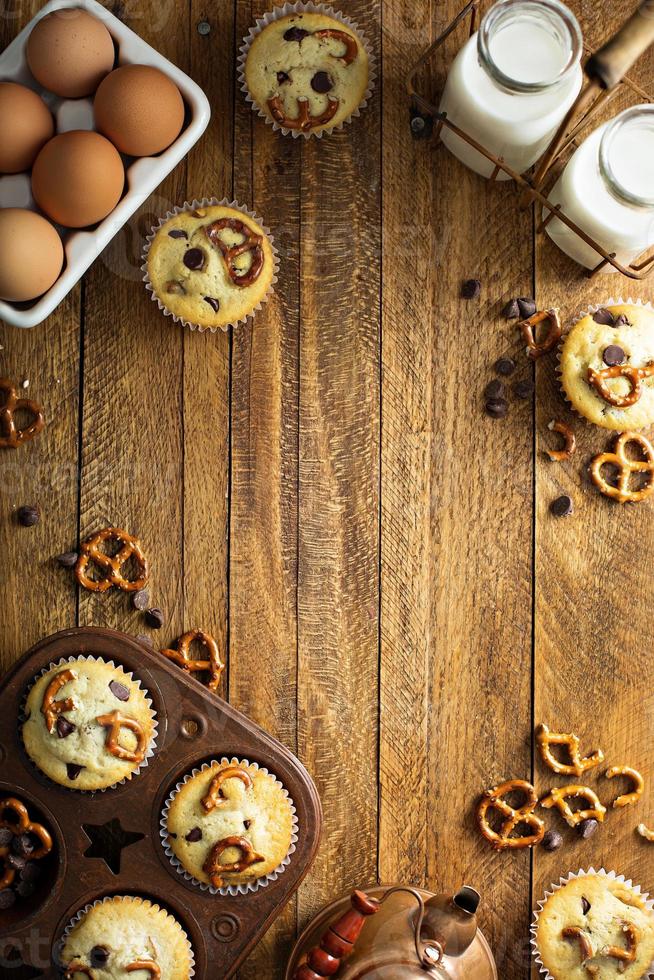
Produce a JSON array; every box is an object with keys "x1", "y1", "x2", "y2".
[
  {"x1": 530, "y1": 867, "x2": 654, "y2": 980},
  {"x1": 237, "y1": 1, "x2": 377, "y2": 139},
  {"x1": 141, "y1": 198, "x2": 279, "y2": 333},
  {"x1": 56, "y1": 894, "x2": 195, "y2": 977},
  {"x1": 160, "y1": 757, "x2": 298, "y2": 896},
  {"x1": 19, "y1": 654, "x2": 159, "y2": 793},
  {"x1": 0, "y1": 0, "x2": 211, "y2": 329}
]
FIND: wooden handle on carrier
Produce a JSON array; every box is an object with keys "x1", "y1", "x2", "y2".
[
  {"x1": 586, "y1": 1, "x2": 654, "y2": 89},
  {"x1": 292, "y1": 890, "x2": 380, "y2": 979}
]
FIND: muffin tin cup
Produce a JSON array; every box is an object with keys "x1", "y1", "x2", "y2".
[
  {"x1": 160, "y1": 757, "x2": 298, "y2": 896},
  {"x1": 141, "y1": 198, "x2": 279, "y2": 333},
  {"x1": 556, "y1": 298, "x2": 654, "y2": 429},
  {"x1": 237, "y1": 1, "x2": 377, "y2": 140},
  {"x1": 530, "y1": 867, "x2": 654, "y2": 980},
  {"x1": 57, "y1": 894, "x2": 196, "y2": 977},
  {"x1": 19, "y1": 654, "x2": 158, "y2": 793}
]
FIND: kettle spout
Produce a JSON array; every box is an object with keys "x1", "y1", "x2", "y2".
[
  {"x1": 453, "y1": 886, "x2": 480, "y2": 916},
  {"x1": 421, "y1": 886, "x2": 480, "y2": 957}
]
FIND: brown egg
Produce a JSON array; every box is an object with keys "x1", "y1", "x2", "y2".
[
  {"x1": 0, "y1": 82, "x2": 54, "y2": 174},
  {"x1": 32, "y1": 131, "x2": 124, "y2": 228},
  {"x1": 26, "y1": 9, "x2": 115, "y2": 99},
  {"x1": 0, "y1": 208, "x2": 64, "y2": 302},
  {"x1": 94, "y1": 65, "x2": 185, "y2": 157}
]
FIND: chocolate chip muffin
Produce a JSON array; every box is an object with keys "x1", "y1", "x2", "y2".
[
  {"x1": 145, "y1": 204, "x2": 275, "y2": 330},
  {"x1": 243, "y1": 11, "x2": 370, "y2": 135},
  {"x1": 535, "y1": 874, "x2": 654, "y2": 979},
  {"x1": 165, "y1": 760, "x2": 294, "y2": 890},
  {"x1": 22, "y1": 659, "x2": 156, "y2": 791},
  {"x1": 560, "y1": 304, "x2": 654, "y2": 430},
  {"x1": 62, "y1": 895, "x2": 193, "y2": 980}
]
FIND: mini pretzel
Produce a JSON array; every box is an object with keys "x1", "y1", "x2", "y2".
[
  {"x1": 205, "y1": 218, "x2": 264, "y2": 287},
  {"x1": 161, "y1": 629, "x2": 225, "y2": 693},
  {"x1": 75, "y1": 528, "x2": 149, "y2": 593},
  {"x1": 540, "y1": 785, "x2": 607, "y2": 827},
  {"x1": 65, "y1": 964, "x2": 94, "y2": 979},
  {"x1": 605, "y1": 766, "x2": 644, "y2": 808},
  {"x1": 545, "y1": 420, "x2": 576, "y2": 462},
  {"x1": 127, "y1": 963, "x2": 161, "y2": 978},
  {"x1": 518, "y1": 309, "x2": 562, "y2": 359},
  {"x1": 41, "y1": 669, "x2": 77, "y2": 734},
  {"x1": 202, "y1": 835, "x2": 265, "y2": 889},
  {"x1": 588, "y1": 362, "x2": 654, "y2": 408},
  {"x1": 267, "y1": 94, "x2": 339, "y2": 132},
  {"x1": 601, "y1": 922, "x2": 638, "y2": 969},
  {"x1": 313, "y1": 28, "x2": 359, "y2": 64},
  {"x1": 0, "y1": 797, "x2": 53, "y2": 860},
  {"x1": 0, "y1": 378, "x2": 45, "y2": 449},
  {"x1": 562, "y1": 927, "x2": 596, "y2": 975},
  {"x1": 202, "y1": 766, "x2": 253, "y2": 812},
  {"x1": 536, "y1": 724, "x2": 604, "y2": 778},
  {"x1": 476, "y1": 779, "x2": 545, "y2": 850},
  {"x1": 590, "y1": 432, "x2": 654, "y2": 503},
  {"x1": 96, "y1": 711, "x2": 148, "y2": 764},
  {"x1": 637, "y1": 822, "x2": 654, "y2": 841}
]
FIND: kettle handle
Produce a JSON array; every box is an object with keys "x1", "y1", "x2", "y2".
[{"x1": 292, "y1": 890, "x2": 380, "y2": 980}]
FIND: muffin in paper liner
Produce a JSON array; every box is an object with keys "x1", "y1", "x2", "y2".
[
  {"x1": 142, "y1": 198, "x2": 279, "y2": 333},
  {"x1": 531, "y1": 867, "x2": 654, "y2": 980},
  {"x1": 56, "y1": 894, "x2": 195, "y2": 979},
  {"x1": 20, "y1": 655, "x2": 158, "y2": 793},
  {"x1": 556, "y1": 297, "x2": 654, "y2": 430},
  {"x1": 238, "y1": 2, "x2": 377, "y2": 139},
  {"x1": 160, "y1": 757, "x2": 298, "y2": 897}
]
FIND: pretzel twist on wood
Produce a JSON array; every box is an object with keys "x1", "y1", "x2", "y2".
[
  {"x1": 476, "y1": 779, "x2": 544, "y2": 849},
  {"x1": 161, "y1": 629, "x2": 225, "y2": 693},
  {"x1": 588, "y1": 362, "x2": 654, "y2": 408},
  {"x1": 41, "y1": 669, "x2": 77, "y2": 734},
  {"x1": 536, "y1": 724, "x2": 604, "y2": 778},
  {"x1": 590, "y1": 432, "x2": 654, "y2": 503},
  {"x1": 75, "y1": 528, "x2": 149, "y2": 593},
  {"x1": 0, "y1": 378, "x2": 45, "y2": 449},
  {"x1": 605, "y1": 766, "x2": 645, "y2": 808},
  {"x1": 202, "y1": 766, "x2": 253, "y2": 813},
  {"x1": 96, "y1": 710, "x2": 148, "y2": 764},
  {"x1": 518, "y1": 309, "x2": 562, "y2": 359},
  {"x1": 540, "y1": 785, "x2": 607, "y2": 827},
  {"x1": 205, "y1": 218, "x2": 264, "y2": 287},
  {"x1": 202, "y1": 835, "x2": 265, "y2": 889},
  {"x1": 545, "y1": 420, "x2": 576, "y2": 462}
]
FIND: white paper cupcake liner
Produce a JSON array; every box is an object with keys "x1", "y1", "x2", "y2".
[
  {"x1": 141, "y1": 198, "x2": 279, "y2": 333},
  {"x1": 531, "y1": 867, "x2": 654, "y2": 980},
  {"x1": 20, "y1": 655, "x2": 158, "y2": 793},
  {"x1": 160, "y1": 757, "x2": 298, "y2": 897},
  {"x1": 238, "y1": 2, "x2": 377, "y2": 139},
  {"x1": 56, "y1": 895, "x2": 195, "y2": 977}
]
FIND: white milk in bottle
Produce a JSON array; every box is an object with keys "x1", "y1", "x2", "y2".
[
  {"x1": 545, "y1": 105, "x2": 654, "y2": 271},
  {"x1": 439, "y1": 0, "x2": 583, "y2": 178}
]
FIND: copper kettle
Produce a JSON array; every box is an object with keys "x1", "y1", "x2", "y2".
[{"x1": 286, "y1": 883, "x2": 498, "y2": 979}]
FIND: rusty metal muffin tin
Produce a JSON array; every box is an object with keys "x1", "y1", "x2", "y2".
[{"x1": 0, "y1": 627, "x2": 322, "y2": 977}]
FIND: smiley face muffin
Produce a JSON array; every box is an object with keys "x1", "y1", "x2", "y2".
[
  {"x1": 22, "y1": 659, "x2": 156, "y2": 791},
  {"x1": 243, "y1": 11, "x2": 369, "y2": 135},
  {"x1": 535, "y1": 874, "x2": 654, "y2": 979},
  {"x1": 165, "y1": 760, "x2": 294, "y2": 890},
  {"x1": 146, "y1": 204, "x2": 275, "y2": 330},
  {"x1": 560, "y1": 304, "x2": 654, "y2": 430},
  {"x1": 62, "y1": 895, "x2": 193, "y2": 980}
]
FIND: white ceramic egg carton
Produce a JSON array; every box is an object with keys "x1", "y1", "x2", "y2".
[{"x1": 0, "y1": 0, "x2": 211, "y2": 328}]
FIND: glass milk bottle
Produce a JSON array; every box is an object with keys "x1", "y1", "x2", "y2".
[
  {"x1": 439, "y1": 0, "x2": 583, "y2": 179},
  {"x1": 545, "y1": 106, "x2": 654, "y2": 271}
]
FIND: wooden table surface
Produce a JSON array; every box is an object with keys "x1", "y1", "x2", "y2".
[{"x1": 2, "y1": 1, "x2": 654, "y2": 977}]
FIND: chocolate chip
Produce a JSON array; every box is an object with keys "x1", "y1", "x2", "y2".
[
  {"x1": 461, "y1": 278, "x2": 481, "y2": 300},
  {"x1": 55, "y1": 551, "x2": 78, "y2": 568},
  {"x1": 542, "y1": 829, "x2": 562, "y2": 851},
  {"x1": 19, "y1": 862, "x2": 41, "y2": 884},
  {"x1": 204, "y1": 296, "x2": 220, "y2": 313},
  {"x1": 485, "y1": 397, "x2": 509, "y2": 419},
  {"x1": 517, "y1": 297, "x2": 537, "y2": 319},
  {"x1": 581, "y1": 896, "x2": 591, "y2": 915},
  {"x1": 16, "y1": 505, "x2": 39, "y2": 527},
  {"x1": 485, "y1": 379, "x2": 505, "y2": 400},
  {"x1": 185, "y1": 827, "x2": 202, "y2": 843},
  {"x1": 578, "y1": 818, "x2": 599, "y2": 838},
  {"x1": 56, "y1": 716, "x2": 75, "y2": 739},
  {"x1": 0, "y1": 889, "x2": 15, "y2": 909},
  {"x1": 7, "y1": 853, "x2": 27, "y2": 872},
  {"x1": 0, "y1": 828, "x2": 13, "y2": 848},
  {"x1": 284, "y1": 26, "x2": 308, "y2": 41},
  {"x1": 243, "y1": 819, "x2": 252, "y2": 830},
  {"x1": 132, "y1": 588, "x2": 149, "y2": 611},
  {"x1": 183, "y1": 248, "x2": 205, "y2": 271},
  {"x1": 310, "y1": 70, "x2": 333, "y2": 94},
  {"x1": 502, "y1": 298, "x2": 521, "y2": 319},
  {"x1": 109, "y1": 680, "x2": 130, "y2": 702},
  {"x1": 168, "y1": 229, "x2": 188, "y2": 240},
  {"x1": 90, "y1": 946, "x2": 110, "y2": 967},
  {"x1": 12, "y1": 834, "x2": 33, "y2": 858},
  {"x1": 15, "y1": 879, "x2": 34, "y2": 898},
  {"x1": 550, "y1": 494, "x2": 573, "y2": 517},
  {"x1": 614, "y1": 313, "x2": 631, "y2": 327},
  {"x1": 514, "y1": 379, "x2": 534, "y2": 399},
  {"x1": 495, "y1": 356, "x2": 516, "y2": 376},
  {"x1": 603, "y1": 345, "x2": 625, "y2": 366},
  {"x1": 276, "y1": 71, "x2": 290, "y2": 85},
  {"x1": 145, "y1": 607, "x2": 165, "y2": 629},
  {"x1": 66, "y1": 763, "x2": 84, "y2": 781},
  {"x1": 593, "y1": 308, "x2": 615, "y2": 326}
]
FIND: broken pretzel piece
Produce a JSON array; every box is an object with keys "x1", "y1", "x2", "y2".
[
  {"x1": 605, "y1": 766, "x2": 644, "y2": 808},
  {"x1": 536, "y1": 724, "x2": 604, "y2": 778},
  {"x1": 545, "y1": 420, "x2": 576, "y2": 462},
  {"x1": 540, "y1": 784, "x2": 607, "y2": 828},
  {"x1": 518, "y1": 308, "x2": 562, "y2": 359},
  {"x1": 637, "y1": 823, "x2": 654, "y2": 841}
]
